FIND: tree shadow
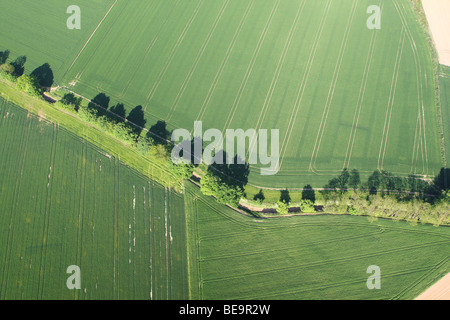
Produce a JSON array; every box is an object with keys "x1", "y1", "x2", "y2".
[
  {"x1": 349, "y1": 169, "x2": 360, "y2": 190},
  {"x1": 0, "y1": 49, "x2": 10, "y2": 64},
  {"x1": 434, "y1": 168, "x2": 450, "y2": 191},
  {"x1": 30, "y1": 63, "x2": 54, "y2": 88},
  {"x1": 302, "y1": 184, "x2": 316, "y2": 203},
  {"x1": 90, "y1": 93, "x2": 110, "y2": 109},
  {"x1": 207, "y1": 151, "x2": 250, "y2": 189},
  {"x1": 148, "y1": 120, "x2": 171, "y2": 145},
  {"x1": 10, "y1": 55, "x2": 26, "y2": 77},
  {"x1": 253, "y1": 190, "x2": 265, "y2": 203},
  {"x1": 89, "y1": 93, "x2": 110, "y2": 117},
  {"x1": 109, "y1": 103, "x2": 126, "y2": 120},
  {"x1": 126, "y1": 105, "x2": 146, "y2": 135},
  {"x1": 338, "y1": 168, "x2": 350, "y2": 190},
  {"x1": 368, "y1": 170, "x2": 381, "y2": 195},
  {"x1": 61, "y1": 93, "x2": 82, "y2": 111},
  {"x1": 280, "y1": 189, "x2": 291, "y2": 204},
  {"x1": 228, "y1": 154, "x2": 250, "y2": 187}
]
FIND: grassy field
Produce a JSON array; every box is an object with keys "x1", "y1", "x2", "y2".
[
  {"x1": 1, "y1": 96, "x2": 449, "y2": 300},
  {"x1": 0, "y1": 98, "x2": 188, "y2": 299},
  {"x1": 0, "y1": 0, "x2": 116, "y2": 86},
  {"x1": 439, "y1": 65, "x2": 450, "y2": 163},
  {"x1": 185, "y1": 183, "x2": 450, "y2": 300},
  {"x1": 0, "y1": 80, "x2": 181, "y2": 187},
  {"x1": 1, "y1": 0, "x2": 444, "y2": 189}
]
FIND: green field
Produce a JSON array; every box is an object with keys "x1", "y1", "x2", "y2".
[
  {"x1": 185, "y1": 183, "x2": 450, "y2": 300},
  {"x1": 1, "y1": 98, "x2": 449, "y2": 300},
  {"x1": 0, "y1": 0, "x2": 444, "y2": 188},
  {"x1": 0, "y1": 98, "x2": 188, "y2": 299},
  {"x1": 439, "y1": 65, "x2": 450, "y2": 163}
]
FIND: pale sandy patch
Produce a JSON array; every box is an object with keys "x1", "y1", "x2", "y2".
[
  {"x1": 422, "y1": 0, "x2": 450, "y2": 66},
  {"x1": 415, "y1": 272, "x2": 450, "y2": 300}
]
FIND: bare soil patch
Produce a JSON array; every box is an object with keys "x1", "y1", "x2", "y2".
[
  {"x1": 422, "y1": 0, "x2": 450, "y2": 66},
  {"x1": 415, "y1": 272, "x2": 450, "y2": 300}
]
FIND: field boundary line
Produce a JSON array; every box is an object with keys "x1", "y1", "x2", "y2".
[
  {"x1": 64, "y1": 0, "x2": 119, "y2": 76},
  {"x1": 402, "y1": 0, "x2": 429, "y2": 175},
  {"x1": 221, "y1": 0, "x2": 281, "y2": 134},
  {"x1": 143, "y1": 0, "x2": 205, "y2": 111},
  {"x1": 114, "y1": 157, "x2": 120, "y2": 299},
  {"x1": 310, "y1": 0, "x2": 359, "y2": 173},
  {"x1": 147, "y1": 182, "x2": 153, "y2": 299},
  {"x1": 195, "y1": 0, "x2": 255, "y2": 124},
  {"x1": 69, "y1": 1, "x2": 130, "y2": 89},
  {"x1": 0, "y1": 113, "x2": 31, "y2": 299},
  {"x1": 237, "y1": 265, "x2": 436, "y2": 300},
  {"x1": 247, "y1": 0, "x2": 306, "y2": 158},
  {"x1": 97, "y1": 1, "x2": 156, "y2": 93},
  {"x1": 394, "y1": 257, "x2": 450, "y2": 300},
  {"x1": 166, "y1": 0, "x2": 231, "y2": 122},
  {"x1": 203, "y1": 238, "x2": 449, "y2": 284},
  {"x1": 277, "y1": 0, "x2": 333, "y2": 171},
  {"x1": 395, "y1": 0, "x2": 425, "y2": 175},
  {"x1": 394, "y1": 0, "x2": 429, "y2": 175},
  {"x1": 164, "y1": 188, "x2": 169, "y2": 299},
  {"x1": 120, "y1": 0, "x2": 182, "y2": 99},
  {"x1": 343, "y1": 30, "x2": 378, "y2": 169},
  {"x1": 377, "y1": 27, "x2": 405, "y2": 170},
  {"x1": 200, "y1": 230, "x2": 383, "y2": 262},
  {"x1": 37, "y1": 124, "x2": 58, "y2": 299},
  {"x1": 77, "y1": 141, "x2": 88, "y2": 300},
  {"x1": 343, "y1": 1, "x2": 383, "y2": 169}
]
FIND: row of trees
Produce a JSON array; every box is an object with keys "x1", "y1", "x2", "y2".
[
  {"x1": 51, "y1": 87, "x2": 450, "y2": 216},
  {"x1": 0, "y1": 48, "x2": 196, "y2": 184},
  {"x1": 1, "y1": 48, "x2": 448, "y2": 216},
  {"x1": 55, "y1": 91, "x2": 196, "y2": 181},
  {"x1": 322, "y1": 189, "x2": 450, "y2": 226},
  {"x1": 0, "y1": 51, "x2": 54, "y2": 97},
  {"x1": 257, "y1": 168, "x2": 449, "y2": 224}
]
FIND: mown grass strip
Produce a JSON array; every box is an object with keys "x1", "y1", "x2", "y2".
[{"x1": 0, "y1": 80, "x2": 181, "y2": 188}]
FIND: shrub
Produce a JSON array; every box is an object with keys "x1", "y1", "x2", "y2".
[
  {"x1": 276, "y1": 201, "x2": 289, "y2": 215},
  {"x1": 299, "y1": 199, "x2": 315, "y2": 213},
  {"x1": 167, "y1": 161, "x2": 194, "y2": 180},
  {"x1": 136, "y1": 136, "x2": 153, "y2": 156},
  {"x1": 201, "y1": 173, "x2": 243, "y2": 208},
  {"x1": 0, "y1": 70, "x2": 16, "y2": 82},
  {"x1": 113, "y1": 122, "x2": 137, "y2": 144},
  {"x1": 78, "y1": 105, "x2": 98, "y2": 123},
  {"x1": 0, "y1": 63, "x2": 15, "y2": 74},
  {"x1": 16, "y1": 74, "x2": 42, "y2": 97}
]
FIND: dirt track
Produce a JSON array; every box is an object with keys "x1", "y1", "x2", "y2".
[
  {"x1": 415, "y1": 272, "x2": 450, "y2": 300},
  {"x1": 422, "y1": 0, "x2": 450, "y2": 66}
]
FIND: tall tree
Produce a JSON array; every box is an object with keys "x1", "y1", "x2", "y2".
[
  {"x1": 16, "y1": 75, "x2": 42, "y2": 97},
  {"x1": 349, "y1": 169, "x2": 361, "y2": 190}
]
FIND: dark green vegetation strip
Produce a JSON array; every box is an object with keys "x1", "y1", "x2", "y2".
[{"x1": 0, "y1": 81, "x2": 181, "y2": 188}]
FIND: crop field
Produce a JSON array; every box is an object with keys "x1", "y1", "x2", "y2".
[
  {"x1": 0, "y1": 0, "x2": 116, "y2": 86},
  {"x1": 0, "y1": 98, "x2": 188, "y2": 300},
  {"x1": 185, "y1": 183, "x2": 450, "y2": 300},
  {"x1": 0, "y1": 0, "x2": 444, "y2": 188},
  {"x1": 439, "y1": 65, "x2": 450, "y2": 162}
]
